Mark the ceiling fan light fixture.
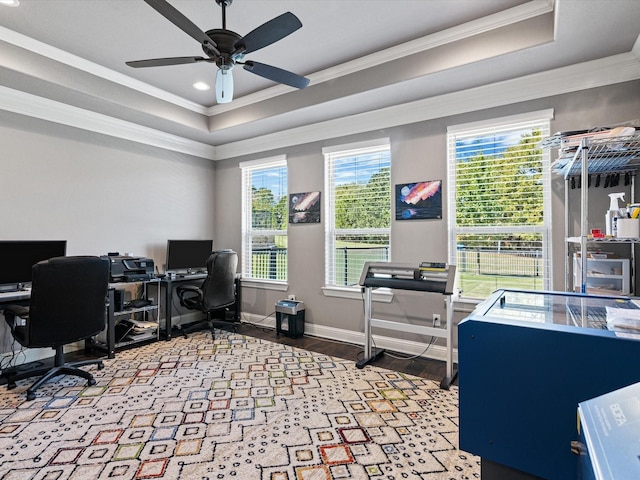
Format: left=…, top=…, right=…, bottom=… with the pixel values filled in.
left=216, top=69, right=233, bottom=103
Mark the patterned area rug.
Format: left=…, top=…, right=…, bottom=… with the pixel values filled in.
left=0, top=332, right=479, bottom=479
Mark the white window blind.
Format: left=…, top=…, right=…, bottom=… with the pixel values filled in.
left=324, top=140, right=391, bottom=287
left=447, top=111, right=552, bottom=299
left=240, top=156, right=287, bottom=281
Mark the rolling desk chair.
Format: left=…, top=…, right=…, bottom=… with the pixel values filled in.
left=2, top=256, right=110, bottom=400
left=176, top=250, right=239, bottom=337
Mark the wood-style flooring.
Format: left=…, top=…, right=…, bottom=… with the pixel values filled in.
left=1, top=322, right=454, bottom=387
left=237, top=322, right=454, bottom=385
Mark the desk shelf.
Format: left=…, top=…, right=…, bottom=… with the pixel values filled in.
left=102, top=330, right=157, bottom=350
left=85, top=278, right=160, bottom=359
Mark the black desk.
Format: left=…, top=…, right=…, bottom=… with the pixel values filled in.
left=0, top=289, right=31, bottom=306
left=2, top=285, right=156, bottom=363
left=3, top=280, right=162, bottom=361
left=0, top=290, right=32, bottom=381
left=158, top=274, right=241, bottom=339
left=2, top=274, right=242, bottom=357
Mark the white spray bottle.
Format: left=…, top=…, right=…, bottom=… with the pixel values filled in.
left=606, top=192, right=625, bottom=236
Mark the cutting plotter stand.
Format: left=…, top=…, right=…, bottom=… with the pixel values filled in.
left=358, top=262, right=457, bottom=389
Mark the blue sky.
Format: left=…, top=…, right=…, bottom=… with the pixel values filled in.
left=333, top=153, right=390, bottom=187
left=455, top=129, right=529, bottom=161
left=252, top=166, right=287, bottom=201
left=252, top=131, right=531, bottom=197
left=252, top=152, right=391, bottom=200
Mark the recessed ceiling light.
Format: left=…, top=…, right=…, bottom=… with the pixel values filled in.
left=192, top=81, right=211, bottom=91
left=0, top=0, right=20, bottom=6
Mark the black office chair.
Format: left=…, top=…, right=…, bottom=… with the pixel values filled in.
left=2, top=256, right=110, bottom=401
left=176, top=250, right=239, bottom=337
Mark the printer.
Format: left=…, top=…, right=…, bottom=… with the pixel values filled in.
left=102, top=254, right=154, bottom=282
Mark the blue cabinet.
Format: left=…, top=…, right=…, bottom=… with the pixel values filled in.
left=458, top=289, right=640, bottom=480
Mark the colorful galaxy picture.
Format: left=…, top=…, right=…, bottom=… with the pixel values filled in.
left=395, top=180, right=442, bottom=220
left=289, top=191, right=321, bottom=224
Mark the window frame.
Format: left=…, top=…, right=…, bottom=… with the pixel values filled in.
left=322, top=138, right=392, bottom=298
left=240, top=155, right=288, bottom=288
left=446, top=110, right=554, bottom=301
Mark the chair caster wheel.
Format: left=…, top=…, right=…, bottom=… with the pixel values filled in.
left=97, top=361, right=104, bottom=370
left=7, top=382, right=17, bottom=390
left=88, top=378, right=97, bottom=386
left=26, top=391, right=35, bottom=401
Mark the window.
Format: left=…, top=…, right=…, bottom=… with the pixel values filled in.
left=240, top=156, right=287, bottom=282
left=447, top=110, right=552, bottom=299
left=324, top=139, right=391, bottom=287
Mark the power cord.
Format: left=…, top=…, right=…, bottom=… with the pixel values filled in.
left=359, top=286, right=438, bottom=362
left=0, top=337, right=27, bottom=371
left=382, top=335, right=437, bottom=360
left=243, top=312, right=276, bottom=333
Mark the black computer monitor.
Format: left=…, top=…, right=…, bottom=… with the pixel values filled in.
left=166, top=240, right=213, bottom=273
left=0, top=240, right=67, bottom=292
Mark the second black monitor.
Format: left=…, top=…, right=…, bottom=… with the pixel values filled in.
left=166, top=240, right=213, bottom=274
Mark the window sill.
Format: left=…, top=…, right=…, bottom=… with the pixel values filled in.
left=322, top=285, right=393, bottom=303
left=453, top=295, right=483, bottom=313
left=240, top=278, right=288, bottom=291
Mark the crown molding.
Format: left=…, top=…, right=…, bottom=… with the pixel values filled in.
left=207, top=0, right=555, bottom=116
left=0, top=85, right=216, bottom=159
left=1, top=48, right=637, bottom=162
left=306, top=0, right=554, bottom=85
left=215, top=51, right=640, bottom=160
left=0, top=25, right=208, bottom=115
left=0, top=1, right=555, bottom=118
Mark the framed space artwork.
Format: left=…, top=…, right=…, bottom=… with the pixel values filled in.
left=289, top=191, right=321, bottom=224
left=395, top=180, right=442, bottom=220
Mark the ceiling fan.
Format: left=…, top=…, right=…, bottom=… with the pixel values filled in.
left=127, top=0, right=310, bottom=103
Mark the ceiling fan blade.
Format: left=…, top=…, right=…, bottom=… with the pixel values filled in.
left=126, top=56, right=210, bottom=68
left=234, top=12, right=302, bottom=55
left=243, top=61, right=310, bottom=89
left=143, top=0, right=214, bottom=48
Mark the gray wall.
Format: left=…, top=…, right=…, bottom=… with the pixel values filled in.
left=1, top=80, right=639, bottom=361
left=0, top=113, right=216, bottom=355
left=0, top=115, right=216, bottom=260
left=214, top=80, right=640, bottom=350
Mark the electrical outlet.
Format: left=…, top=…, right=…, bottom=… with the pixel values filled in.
left=288, top=294, right=296, bottom=301
left=433, top=313, right=441, bottom=327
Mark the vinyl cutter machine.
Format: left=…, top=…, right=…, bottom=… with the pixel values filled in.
left=358, top=261, right=457, bottom=389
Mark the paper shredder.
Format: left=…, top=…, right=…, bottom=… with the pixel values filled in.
left=275, top=299, right=305, bottom=338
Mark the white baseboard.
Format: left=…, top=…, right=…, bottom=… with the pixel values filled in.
left=240, top=312, right=458, bottom=364
left=1, top=312, right=458, bottom=371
